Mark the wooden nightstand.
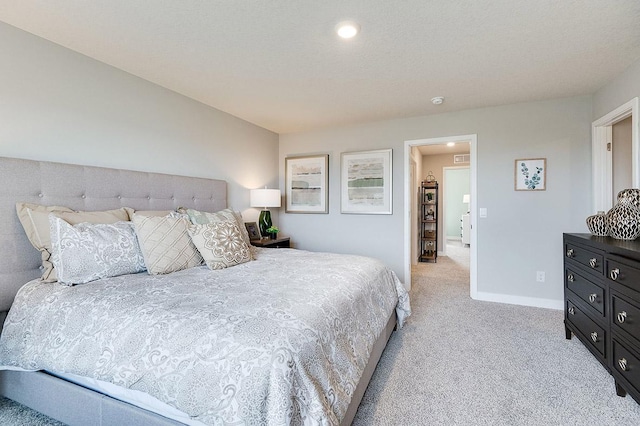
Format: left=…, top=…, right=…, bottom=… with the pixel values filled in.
left=250, top=237, right=290, bottom=248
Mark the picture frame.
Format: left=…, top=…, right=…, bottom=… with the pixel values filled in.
left=341, top=149, right=393, bottom=214
left=515, top=158, right=546, bottom=191
left=285, top=154, right=329, bottom=213
left=244, top=222, right=261, bottom=240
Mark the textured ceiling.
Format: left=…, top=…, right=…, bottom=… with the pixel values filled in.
left=1, top=1, right=639, bottom=134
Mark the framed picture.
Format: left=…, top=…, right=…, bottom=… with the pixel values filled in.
left=244, top=222, right=261, bottom=240
left=341, top=149, right=393, bottom=214
left=285, top=155, right=329, bottom=213
left=515, top=158, right=546, bottom=191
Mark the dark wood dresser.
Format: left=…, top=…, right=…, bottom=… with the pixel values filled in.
left=564, top=233, right=640, bottom=403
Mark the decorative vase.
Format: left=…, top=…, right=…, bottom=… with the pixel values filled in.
left=586, top=211, right=609, bottom=237
left=618, top=188, right=640, bottom=209
left=258, top=210, right=272, bottom=237
left=270, top=232, right=277, bottom=240
left=606, top=198, right=640, bottom=240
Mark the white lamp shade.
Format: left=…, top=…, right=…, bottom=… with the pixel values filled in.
left=462, top=194, right=470, bottom=204
left=250, top=188, right=281, bottom=208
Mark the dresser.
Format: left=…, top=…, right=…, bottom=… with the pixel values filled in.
left=564, top=233, right=640, bottom=403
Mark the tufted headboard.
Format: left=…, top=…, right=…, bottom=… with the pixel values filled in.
left=0, top=156, right=227, bottom=320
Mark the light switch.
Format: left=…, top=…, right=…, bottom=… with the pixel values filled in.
left=479, top=208, right=487, bottom=218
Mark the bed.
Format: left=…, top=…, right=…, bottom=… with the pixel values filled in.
left=0, top=156, right=410, bottom=425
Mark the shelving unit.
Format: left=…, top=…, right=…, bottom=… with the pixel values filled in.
left=420, top=180, right=438, bottom=262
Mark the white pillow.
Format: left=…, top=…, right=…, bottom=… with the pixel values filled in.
left=49, top=216, right=146, bottom=285
left=188, top=220, right=252, bottom=270
left=132, top=213, right=203, bottom=275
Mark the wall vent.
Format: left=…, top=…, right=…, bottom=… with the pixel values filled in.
left=454, top=154, right=470, bottom=164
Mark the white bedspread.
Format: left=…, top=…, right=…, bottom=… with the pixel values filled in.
left=0, top=248, right=410, bottom=425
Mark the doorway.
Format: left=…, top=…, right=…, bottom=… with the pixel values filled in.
left=403, top=134, right=478, bottom=297
left=592, top=97, right=639, bottom=212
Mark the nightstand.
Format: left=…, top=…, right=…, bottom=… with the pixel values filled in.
left=250, top=237, right=290, bottom=248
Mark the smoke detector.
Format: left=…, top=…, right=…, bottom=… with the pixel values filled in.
left=431, top=96, right=445, bottom=105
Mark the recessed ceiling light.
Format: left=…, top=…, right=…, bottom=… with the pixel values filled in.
left=336, top=21, right=360, bottom=39
left=431, top=96, right=445, bottom=105
left=447, top=142, right=455, bottom=147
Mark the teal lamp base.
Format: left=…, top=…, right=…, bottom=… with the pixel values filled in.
left=258, top=210, right=272, bottom=237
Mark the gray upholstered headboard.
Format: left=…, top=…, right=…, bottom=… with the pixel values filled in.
left=0, top=156, right=227, bottom=318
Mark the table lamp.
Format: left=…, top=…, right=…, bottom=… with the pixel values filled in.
left=462, top=194, right=470, bottom=213
left=250, top=188, right=281, bottom=237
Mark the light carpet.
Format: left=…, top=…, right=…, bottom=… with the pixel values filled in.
left=3, top=243, right=640, bottom=425
left=353, top=243, right=640, bottom=425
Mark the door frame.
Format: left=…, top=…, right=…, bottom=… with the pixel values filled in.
left=404, top=134, right=477, bottom=297
left=442, top=165, right=470, bottom=250
left=592, top=97, right=639, bottom=212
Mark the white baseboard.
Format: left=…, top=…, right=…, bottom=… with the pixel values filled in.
left=472, top=291, right=563, bottom=310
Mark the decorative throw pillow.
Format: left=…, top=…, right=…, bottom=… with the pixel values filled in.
left=185, top=208, right=253, bottom=255
left=15, top=202, right=129, bottom=282
left=132, top=213, right=203, bottom=275
left=188, top=221, right=252, bottom=270
left=49, top=216, right=146, bottom=285
left=124, top=207, right=172, bottom=219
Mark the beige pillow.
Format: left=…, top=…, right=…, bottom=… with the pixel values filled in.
left=15, top=203, right=129, bottom=282
left=132, top=213, right=203, bottom=275
left=185, top=208, right=253, bottom=254
left=124, top=207, right=172, bottom=219
left=188, top=221, right=252, bottom=270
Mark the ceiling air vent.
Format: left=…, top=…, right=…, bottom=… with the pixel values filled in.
left=454, top=154, right=470, bottom=164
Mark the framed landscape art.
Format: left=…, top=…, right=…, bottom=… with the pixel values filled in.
left=341, top=149, right=392, bottom=214
left=285, top=155, right=329, bottom=213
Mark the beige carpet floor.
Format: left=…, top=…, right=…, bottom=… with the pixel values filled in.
left=352, top=243, right=640, bottom=425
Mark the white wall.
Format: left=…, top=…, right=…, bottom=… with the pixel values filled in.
left=593, top=57, right=640, bottom=120
left=280, top=96, right=592, bottom=306
left=0, top=22, right=279, bottom=222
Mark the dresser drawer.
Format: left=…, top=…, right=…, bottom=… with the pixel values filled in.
left=612, top=338, right=640, bottom=396
left=612, top=294, right=640, bottom=343
left=565, top=268, right=605, bottom=316
left=608, top=257, right=640, bottom=292
left=565, top=242, right=604, bottom=275
left=566, top=300, right=606, bottom=356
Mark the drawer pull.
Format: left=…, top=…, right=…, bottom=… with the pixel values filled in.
left=589, top=294, right=597, bottom=303
left=619, top=358, right=628, bottom=371
left=610, top=268, right=620, bottom=280
left=568, top=307, right=575, bottom=315
left=618, top=311, right=628, bottom=324
left=567, top=273, right=575, bottom=282
left=589, top=258, right=598, bottom=268
left=590, top=332, right=598, bottom=342
left=566, top=248, right=574, bottom=258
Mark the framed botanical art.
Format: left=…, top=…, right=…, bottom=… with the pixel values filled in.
left=341, top=149, right=393, bottom=214
left=285, top=155, right=329, bottom=213
left=515, top=158, right=546, bottom=191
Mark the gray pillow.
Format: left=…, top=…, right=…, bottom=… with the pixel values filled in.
left=49, top=216, right=146, bottom=285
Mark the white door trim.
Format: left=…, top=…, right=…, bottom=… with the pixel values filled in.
left=592, top=97, right=639, bottom=212
left=442, top=165, right=470, bottom=252
left=403, top=134, right=478, bottom=297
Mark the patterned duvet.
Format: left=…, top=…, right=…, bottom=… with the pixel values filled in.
left=0, top=248, right=410, bottom=425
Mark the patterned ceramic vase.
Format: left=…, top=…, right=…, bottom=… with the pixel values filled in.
left=606, top=198, right=640, bottom=240
left=618, top=188, right=640, bottom=209
left=586, top=211, right=609, bottom=237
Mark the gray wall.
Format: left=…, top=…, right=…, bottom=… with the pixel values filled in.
left=0, top=22, right=279, bottom=223
left=613, top=116, right=633, bottom=202
left=280, top=96, right=592, bottom=305
left=593, top=57, right=640, bottom=120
